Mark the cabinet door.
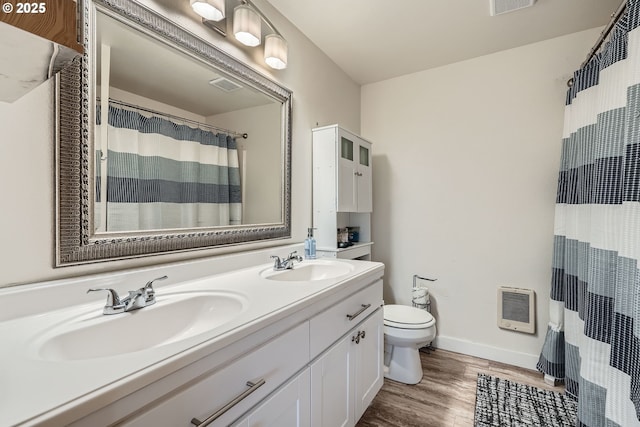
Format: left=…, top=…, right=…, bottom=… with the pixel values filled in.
left=310, top=336, right=353, bottom=427
left=354, top=309, right=384, bottom=421
left=337, top=133, right=357, bottom=212
left=233, top=369, right=310, bottom=427
left=356, top=142, right=372, bottom=213
left=118, top=323, right=309, bottom=427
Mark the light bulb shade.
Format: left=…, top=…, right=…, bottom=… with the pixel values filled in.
left=264, top=34, right=288, bottom=69
left=191, top=0, right=225, bottom=21
left=233, top=5, right=261, bottom=47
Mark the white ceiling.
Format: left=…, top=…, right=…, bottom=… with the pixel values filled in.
left=266, top=0, right=622, bottom=85
left=97, top=12, right=274, bottom=117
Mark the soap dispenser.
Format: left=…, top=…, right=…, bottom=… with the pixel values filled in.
left=305, top=228, right=317, bottom=259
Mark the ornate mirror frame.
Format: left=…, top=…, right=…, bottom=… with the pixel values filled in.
left=56, top=0, right=292, bottom=266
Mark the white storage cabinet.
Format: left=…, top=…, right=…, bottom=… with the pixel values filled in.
left=312, top=125, right=374, bottom=260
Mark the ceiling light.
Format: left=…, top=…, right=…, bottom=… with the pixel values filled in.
left=264, top=34, right=287, bottom=70
left=233, top=4, right=261, bottom=47
left=191, top=0, right=225, bottom=21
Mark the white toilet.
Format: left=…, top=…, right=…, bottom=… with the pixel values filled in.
left=383, top=304, right=436, bottom=384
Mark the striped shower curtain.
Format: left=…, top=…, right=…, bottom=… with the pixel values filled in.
left=537, top=2, right=640, bottom=426
left=95, top=104, right=242, bottom=232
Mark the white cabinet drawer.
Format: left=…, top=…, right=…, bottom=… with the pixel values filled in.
left=121, top=322, right=309, bottom=427
left=309, top=280, right=382, bottom=358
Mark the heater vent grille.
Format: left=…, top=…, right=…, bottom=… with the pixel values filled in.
left=497, top=286, right=535, bottom=333
left=490, top=0, right=536, bottom=16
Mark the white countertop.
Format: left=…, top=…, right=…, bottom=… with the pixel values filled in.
left=0, top=259, right=384, bottom=426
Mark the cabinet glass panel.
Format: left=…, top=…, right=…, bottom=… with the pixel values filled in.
left=341, top=137, right=354, bottom=161
left=359, top=145, right=369, bottom=167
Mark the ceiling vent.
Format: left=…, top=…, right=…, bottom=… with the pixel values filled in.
left=209, top=77, right=243, bottom=92
left=490, top=0, right=536, bottom=16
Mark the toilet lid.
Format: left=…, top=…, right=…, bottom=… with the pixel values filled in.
left=384, top=304, right=435, bottom=329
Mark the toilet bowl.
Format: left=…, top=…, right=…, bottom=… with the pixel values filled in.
left=383, top=304, right=436, bottom=385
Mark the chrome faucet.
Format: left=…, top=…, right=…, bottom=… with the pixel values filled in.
left=87, top=275, right=168, bottom=315
left=271, top=251, right=303, bottom=271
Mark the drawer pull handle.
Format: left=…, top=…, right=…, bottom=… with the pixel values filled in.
left=346, top=303, right=371, bottom=321
left=191, top=379, right=266, bottom=426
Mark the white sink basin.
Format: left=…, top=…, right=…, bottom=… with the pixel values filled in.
left=32, top=290, right=248, bottom=361
left=260, top=260, right=354, bottom=282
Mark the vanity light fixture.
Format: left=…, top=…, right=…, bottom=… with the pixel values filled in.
left=264, top=34, right=287, bottom=70
left=193, top=0, right=288, bottom=70
left=190, top=0, right=225, bottom=21
left=233, top=4, right=261, bottom=46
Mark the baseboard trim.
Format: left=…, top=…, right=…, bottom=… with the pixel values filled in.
left=432, top=336, right=540, bottom=371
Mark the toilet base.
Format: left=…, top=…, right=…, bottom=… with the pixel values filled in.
left=384, top=345, right=423, bottom=384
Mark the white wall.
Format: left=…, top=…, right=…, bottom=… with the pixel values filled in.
left=361, top=28, right=601, bottom=368
left=0, top=0, right=360, bottom=287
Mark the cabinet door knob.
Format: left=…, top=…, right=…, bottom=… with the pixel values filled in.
left=351, top=330, right=366, bottom=344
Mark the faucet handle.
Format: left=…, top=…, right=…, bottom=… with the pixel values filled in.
left=287, top=251, right=303, bottom=262
left=87, top=288, right=124, bottom=314
left=142, top=275, right=167, bottom=304
left=87, top=288, right=121, bottom=305
left=270, top=255, right=282, bottom=268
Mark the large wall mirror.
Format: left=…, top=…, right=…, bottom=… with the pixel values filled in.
left=56, top=0, right=292, bottom=265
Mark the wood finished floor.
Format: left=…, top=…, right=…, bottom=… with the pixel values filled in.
left=356, top=348, right=565, bottom=427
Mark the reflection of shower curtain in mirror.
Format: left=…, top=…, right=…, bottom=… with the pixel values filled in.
left=95, top=104, right=242, bottom=231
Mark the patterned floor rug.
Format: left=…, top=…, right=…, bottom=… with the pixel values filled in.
left=474, top=373, right=577, bottom=426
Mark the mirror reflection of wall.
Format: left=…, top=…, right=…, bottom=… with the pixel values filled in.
left=94, top=11, right=282, bottom=234
left=209, top=103, right=282, bottom=225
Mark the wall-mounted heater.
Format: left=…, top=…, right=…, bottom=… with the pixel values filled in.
left=490, top=0, right=537, bottom=16
left=497, top=286, right=535, bottom=334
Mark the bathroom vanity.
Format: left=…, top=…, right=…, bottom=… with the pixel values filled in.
left=0, top=257, right=384, bottom=426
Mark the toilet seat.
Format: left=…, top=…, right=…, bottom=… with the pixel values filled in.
left=384, top=304, right=435, bottom=329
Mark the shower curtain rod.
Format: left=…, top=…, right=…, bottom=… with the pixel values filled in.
left=581, top=1, right=627, bottom=68
left=99, top=97, right=249, bottom=139
left=567, top=0, right=627, bottom=87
